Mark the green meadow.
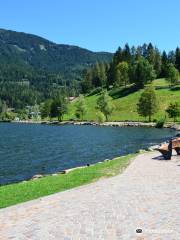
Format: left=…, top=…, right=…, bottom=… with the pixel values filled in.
left=64, top=79, right=180, bottom=122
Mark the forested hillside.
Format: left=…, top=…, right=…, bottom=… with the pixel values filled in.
left=0, top=29, right=112, bottom=108
left=0, top=29, right=180, bottom=122
left=82, top=43, right=180, bottom=93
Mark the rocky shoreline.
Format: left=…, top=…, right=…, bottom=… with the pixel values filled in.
left=10, top=120, right=180, bottom=131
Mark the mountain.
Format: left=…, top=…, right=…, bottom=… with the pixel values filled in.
left=0, top=28, right=113, bottom=109
left=0, top=28, right=113, bottom=82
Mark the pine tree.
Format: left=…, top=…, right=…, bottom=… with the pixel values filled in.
left=99, top=62, right=107, bottom=86
left=161, top=51, right=169, bottom=77
left=82, top=70, right=93, bottom=93
left=107, top=62, right=116, bottom=88
left=41, top=99, right=52, bottom=119
left=168, top=51, right=176, bottom=64
left=92, top=62, right=102, bottom=87
left=147, top=43, right=155, bottom=65
left=175, top=47, right=180, bottom=71
left=154, top=48, right=162, bottom=77
left=50, top=97, right=68, bottom=121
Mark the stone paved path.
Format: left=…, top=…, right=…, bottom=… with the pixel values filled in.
left=0, top=152, right=180, bottom=240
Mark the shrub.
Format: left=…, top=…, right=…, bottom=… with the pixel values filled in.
left=96, top=112, right=106, bottom=123
left=155, top=119, right=165, bottom=128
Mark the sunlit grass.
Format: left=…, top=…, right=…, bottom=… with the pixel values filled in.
left=64, top=79, right=180, bottom=122
left=0, top=153, right=136, bottom=209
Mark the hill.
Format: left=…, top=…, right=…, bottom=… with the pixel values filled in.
left=65, top=79, right=180, bottom=122
left=0, top=28, right=112, bottom=108
left=0, top=28, right=112, bottom=81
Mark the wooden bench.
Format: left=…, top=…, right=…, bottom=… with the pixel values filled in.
left=173, top=138, right=180, bottom=155
left=156, top=138, right=180, bottom=160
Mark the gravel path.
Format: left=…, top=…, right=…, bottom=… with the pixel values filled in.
left=0, top=151, right=180, bottom=240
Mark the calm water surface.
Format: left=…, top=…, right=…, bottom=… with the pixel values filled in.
left=0, top=123, right=176, bottom=185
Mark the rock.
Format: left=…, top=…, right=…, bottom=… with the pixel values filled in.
left=136, top=149, right=145, bottom=153
left=148, top=145, right=160, bottom=151
left=52, top=173, right=58, bottom=176
left=31, top=174, right=43, bottom=180
left=104, top=159, right=110, bottom=162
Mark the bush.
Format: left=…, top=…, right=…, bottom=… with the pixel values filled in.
left=155, top=119, right=165, bottom=128
left=96, top=112, right=106, bottom=123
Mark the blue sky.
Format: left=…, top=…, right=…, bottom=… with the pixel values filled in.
left=1, top=0, right=180, bottom=52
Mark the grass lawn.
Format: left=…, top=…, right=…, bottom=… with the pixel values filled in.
left=64, top=78, right=180, bottom=122
left=0, top=153, right=136, bottom=209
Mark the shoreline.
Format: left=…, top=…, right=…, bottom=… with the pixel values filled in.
left=0, top=143, right=170, bottom=186
left=0, top=151, right=141, bottom=186
left=7, top=120, right=180, bottom=131
left=0, top=153, right=137, bottom=208
left=0, top=120, right=179, bottom=187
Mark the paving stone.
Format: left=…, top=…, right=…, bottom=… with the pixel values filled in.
left=0, top=152, right=179, bottom=239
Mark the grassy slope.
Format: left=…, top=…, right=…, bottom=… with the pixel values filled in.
left=64, top=79, right=180, bottom=122
left=0, top=154, right=136, bottom=209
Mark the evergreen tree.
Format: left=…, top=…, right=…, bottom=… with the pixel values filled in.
left=136, top=46, right=143, bottom=59
left=137, top=86, right=159, bottom=122
left=130, top=46, right=137, bottom=63
left=168, top=51, right=176, bottom=64
left=41, top=99, right=52, bottom=119
left=50, top=97, right=68, bottom=121
left=161, top=51, right=169, bottom=77
left=175, top=47, right=180, bottom=71
left=107, top=62, right=116, bottom=88
left=141, top=43, right=148, bottom=58
left=122, top=43, right=131, bottom=63
left=92, top=62, right=102, bottom=87
left=82, top=70, right=93, bottom=93
left=154, top=48, right=162, bottom=77
left=147, top=43, right=155, bottom=65
left=99, top=62, right=107, bottom=86
left=113, top=47, right=122, bottom=65
left=0, top=100, right=8, bottom=120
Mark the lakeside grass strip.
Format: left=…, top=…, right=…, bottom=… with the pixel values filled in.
left=0, top=153, right=136, bottom=209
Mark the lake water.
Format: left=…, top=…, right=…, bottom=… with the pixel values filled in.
left=0, top=123, right=176, bottom=185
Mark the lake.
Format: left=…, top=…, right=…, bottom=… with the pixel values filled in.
left=0, top=123, right=176, bottom=185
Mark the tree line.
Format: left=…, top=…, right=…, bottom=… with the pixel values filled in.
left=82, top=43, right=180, bottom=93
left=1, top=86, right=179, bottom=122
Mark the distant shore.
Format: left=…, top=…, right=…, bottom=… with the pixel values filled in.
left=7, top=120, right=180, bottom=131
